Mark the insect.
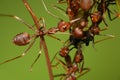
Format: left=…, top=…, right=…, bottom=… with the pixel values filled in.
left=53, top=46, right=90, bottom=80
left=49, top=1, right=92, bottom=79
left=0, top=0, right=81, bottom=80
left=51, top=0, right=116, bottom=80
left=0, top=0, right=61, bottom=80
left=95, top=0, right=118, bottom=21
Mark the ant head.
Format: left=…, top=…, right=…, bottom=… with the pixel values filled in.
left=90, top=25, right=100, bottom=35
left=70, top=0, right=80, bottom=11
left=59, top=47, right=69, bottom=57
left=66, top=7, right=75, bottom=19
left=57, top=20, right=70, bottom=32
left=90, top=11, right=102, bottom=23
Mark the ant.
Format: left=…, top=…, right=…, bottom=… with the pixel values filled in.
left=0, top=0, right=81, bottom=80
left=83, top=0, right=117, bottom=46
left=95, top=0, right=118, bottom=21
left=50, top=29, right=92, bottom=80
left=0, top=0, right=61, bottom=80
left=44, top=0, right=116, bottom=79
left=53, top=45, right=89, bottom=80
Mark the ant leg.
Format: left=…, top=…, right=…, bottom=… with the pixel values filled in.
left=99, top=20, right=109, bottom=31
left=102, top=18, right=108, bottom=27
left=116, top=0, right=120, bottom=12
left=29, top=50, right=42, bottom=72
left=112, top=10, right=120, bottom=19
left=0, top=14, right=35, bottom=31
left=53, top=58, right=68, bottom=80
left=51, top=51, right=59, bottom=64
left=107, top=8, right=118, bottom=21
left=31, top=17, right=45, bottom=28
left=54, top=57, right=68, bottom=70
left=47, top=35, right=64, bottom=43
left=77, top=68, right=90, bottom=78
left=22, top=0, right=41, bottom=30
left=100, top=27, right=108, bottom=31
left=53, top=73, right=66, bottom=80
left=52, top=5, right=67, bottom=17
left=39, top=17, right=46, bottom=29
left=94, top=34, right=115, bottom=44
left=42, top=0, right=62, bottom=20
left=79, top=60, right=84, bottom=73
left=29, top=37, right=44, bottom=72
left=57, top=0, right=66, bottom=4
left=0, top=36, right=37, bottom=65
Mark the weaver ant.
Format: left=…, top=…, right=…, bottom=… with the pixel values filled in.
left=45, top=0, right=116, bottom=80
left=0, top=0, right=62, bottom=80
left=0, top=1, right=81, bottom=80
left=94, top=0, right=119, bottom=21
left=52, top=45, right=89, bottom=80
left=51, top=28, right=93, bottom=80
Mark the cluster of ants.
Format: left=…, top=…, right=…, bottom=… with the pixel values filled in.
left=0, top=0, right=120, bottom=80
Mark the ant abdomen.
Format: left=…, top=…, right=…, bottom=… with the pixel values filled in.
left=13, top=32, right=31, bottom=46
left=80, top=0, right=93, bottom=11
left=72, top=27, right=84, bottom=39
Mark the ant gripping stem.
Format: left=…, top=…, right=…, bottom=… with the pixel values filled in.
left=0, top=0, right=55, bottom=80
left=22, top=0, right=54, bottom=80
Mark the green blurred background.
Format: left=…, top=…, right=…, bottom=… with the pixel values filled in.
left=0, top=0, right=120, bottom=80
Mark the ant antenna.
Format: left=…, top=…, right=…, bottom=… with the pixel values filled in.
left=0, top=14, right=35, bottom=31
left=42, top=0, right=62, bottom=20
left=94, top=34, right=115, bottom=44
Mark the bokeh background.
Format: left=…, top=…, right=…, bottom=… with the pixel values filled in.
left=0, top=0, right=120, bottom=80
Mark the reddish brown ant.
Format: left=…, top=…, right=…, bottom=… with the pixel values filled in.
left=13, top=32, right=31, bottom=46
left=51, top=34, right=90, bottom=80
left=96, top=0, right=118, bottom=21
left=0, top=0, right=57, bottom=80
left=0, top=1, right=81, bottom=80
left=53, top=48, right=89, bottom=80
left=46, top=0, right=117, bottom=80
